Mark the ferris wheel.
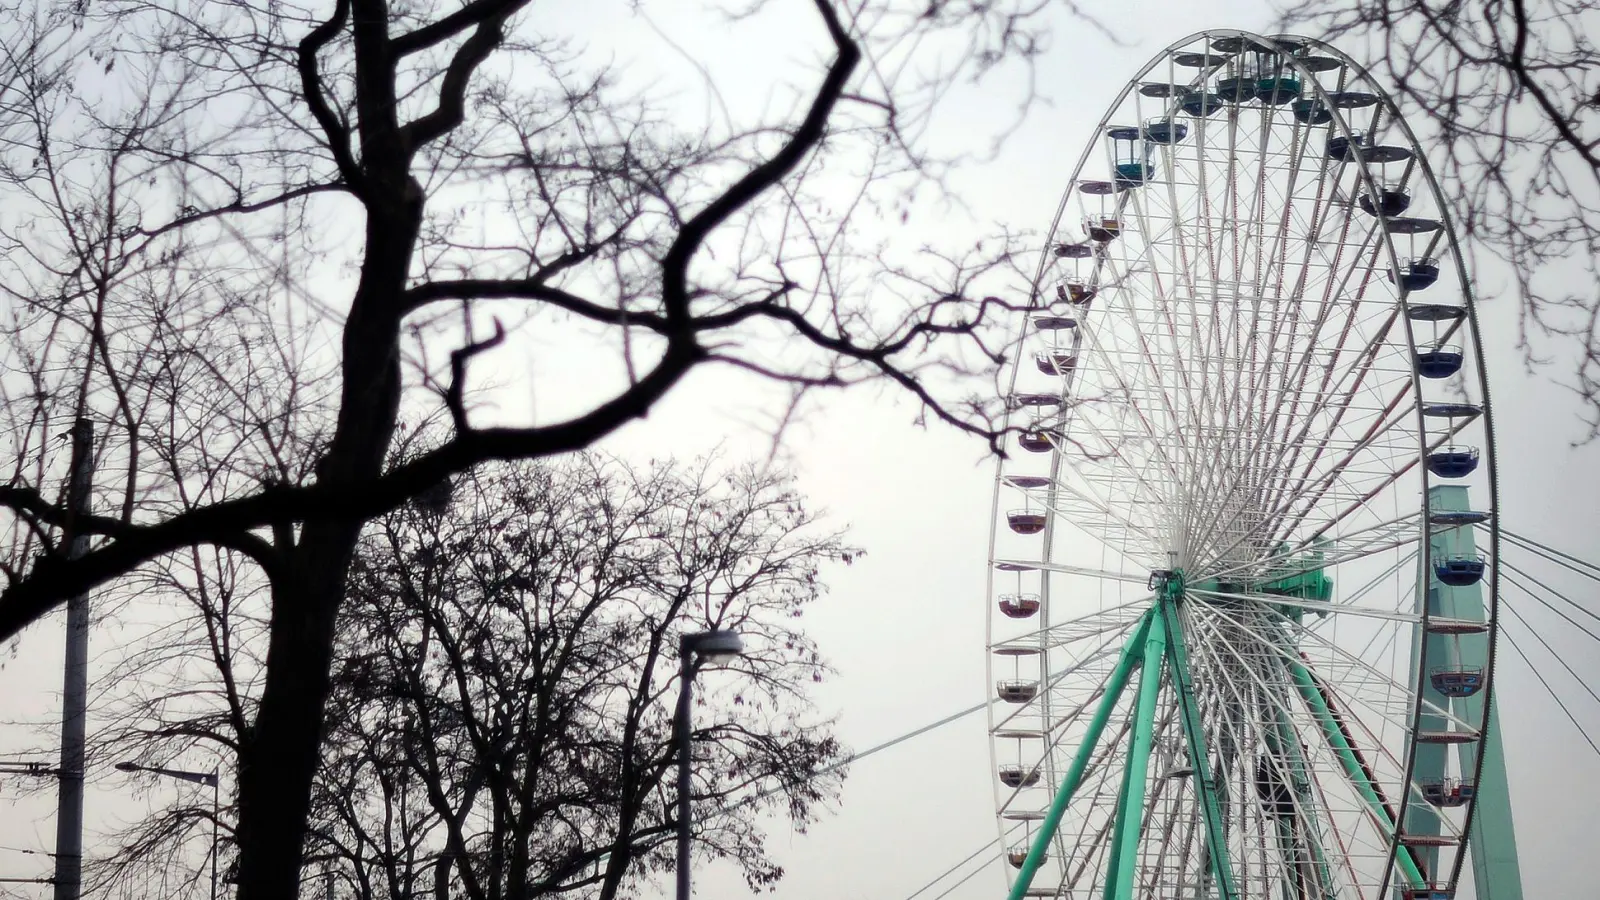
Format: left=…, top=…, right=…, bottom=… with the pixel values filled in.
left=985, top=30, right=1519, bottom=900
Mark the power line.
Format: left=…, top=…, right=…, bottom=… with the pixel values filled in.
left=1501, top=528, right=1600, bottom=583
left=1497, top=560, right=1600, bottom=644
left=1500, top=598, right=1600, bottom=711
left=728, top=697, right=991, bottom=811
left=1498, top=620, right=1600, bottom=758
left=927, top=845, right=1005, bottom=900
left=899, top=835, right=1001, bottom=900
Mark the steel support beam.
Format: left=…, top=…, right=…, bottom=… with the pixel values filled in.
left=1007, top=611, right=1154, bottom=900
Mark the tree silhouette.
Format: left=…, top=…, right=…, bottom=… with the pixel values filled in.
left=85, top=454, right=850, bottom=900
left=0, top=1, right=1047, bottom=896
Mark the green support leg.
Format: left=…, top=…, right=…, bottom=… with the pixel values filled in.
left=1107, top=607, right=1168, bottom=900
left=1161, top=598, right=1241, bottom=900
left=1469, top=704, right=1523, bottom=899
left=1287, top=656, right=1427, bottom=890
left=1007, top=611, right=1155, bottom=900
left=1101, top=732, right=1142, bottom=900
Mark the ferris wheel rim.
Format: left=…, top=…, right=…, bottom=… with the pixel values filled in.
left=983, top=28, right=1502, bottom=900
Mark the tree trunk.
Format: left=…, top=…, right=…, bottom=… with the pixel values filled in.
left=234, top=182, right=419, bottom=900
left=235, top=527, right=360, bottom=900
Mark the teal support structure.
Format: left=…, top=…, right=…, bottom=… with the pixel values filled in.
left=1288, top=656, right=1427, bottom=889
left=1007, top=612, right=1154, bottom=900
left=1160, top=596, right=1241, bottom=900
left=1105, top=610, right=1167, bottom=900
left=1422, top=485, right=1524, bottom=899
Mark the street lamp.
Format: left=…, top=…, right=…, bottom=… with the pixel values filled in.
left=116, top=761, right=219, bottom=900
left=675, top=630, right=744, bottom=900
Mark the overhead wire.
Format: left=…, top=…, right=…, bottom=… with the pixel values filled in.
left=1495, top=558, right=1600, bottom=644
left=1499, top=596, right=1600, bottom=711
left=733, top=698, right=990, bottom=810
left=926, top=844, right=1006, bottom=900
left=1497, top=619, right=1600, bottom=758
left=1500, top=528, right=1600, bottom=582
left=1496, top=532, right=1600, bottom=628
left=899, top=835, right=1003, bottom=900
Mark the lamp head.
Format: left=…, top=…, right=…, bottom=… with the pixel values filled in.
left=114, top=761, right=141, bottom=773
left=684, top=629, right=744, bottom=662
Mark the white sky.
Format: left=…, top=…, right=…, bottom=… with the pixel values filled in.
left=3, top=0, right=1599, bottom=898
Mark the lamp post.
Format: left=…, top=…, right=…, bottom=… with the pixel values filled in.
left=116, top=761, right=219, bottom=900
left=675, top=630, right=744, bottom=900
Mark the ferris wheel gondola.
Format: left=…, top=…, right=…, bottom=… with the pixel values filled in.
left=985, top=30, right=1515, bottom=900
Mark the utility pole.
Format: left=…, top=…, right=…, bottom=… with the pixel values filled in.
left=53, top=418, right=93, bottom=900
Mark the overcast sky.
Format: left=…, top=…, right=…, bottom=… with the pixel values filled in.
left=2, top=1, right=1597, bottom=898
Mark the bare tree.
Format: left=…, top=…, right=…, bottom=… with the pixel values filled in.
left=1282, top=0, right=1600, bottom=432
left=313, top=455, right=849, bottom=900
left=0, top=0, right=1053, bottom=894
left=78, top=453, right=849, bottom=900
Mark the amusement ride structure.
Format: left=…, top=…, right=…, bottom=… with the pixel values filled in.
left=987, top=30, right=1519, bottom=900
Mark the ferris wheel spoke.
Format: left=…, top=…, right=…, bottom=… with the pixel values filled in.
left=1187, top=588, right=1420, bottom=625
left=1195, top=602, right=1422, bottom=733
left=1072, top=291, right=1201, bottom=492
left=1284, top=652, right=1433, bottom=893
left=1004, top=474, right=1169, bottom=565
left=993, top=32, right=1498, bottom=900
left=992, top=637, right=1133, bottom=734
left=993, top=558, right=1156, bottom=587
left=994, top=601, right=1151, bottom=652
left=1115, top=198, right=1212, bottom=478
left=1180, top=610, right=1338, bottom=896
left=1198, top=511, right=1420, bottom=587
left=1197, top=390, right=1418, bottom=569
left=1199, top=600, right=1477, bottom=738
left=1184, top=607, right=1407, bottom=899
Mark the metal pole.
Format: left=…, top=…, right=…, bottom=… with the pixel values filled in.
left=211, top=774, right=220, bottom=900
left=675, top=649, right=694, bottom=900
left=53, top=417, right=93, bottom=900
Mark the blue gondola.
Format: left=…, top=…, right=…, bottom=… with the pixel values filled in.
left=1144, top=119, right=1189, bottom=144
left=1434, top=555, right=1486, bottom=586
left=1108, top=126, right=1152, bottom=188
left=1427, top=447, right=1480, bottom=479
left=1291, top=98, right=1332, bottom=124
left=1256, top=75, right=1301, bottom=104
left=1115, top=162, right=1152, bottom=187
left=1216, top=76, right=1258, bottom=103
left=1359, top=188, right=1412, bottom=217
left=1430, top=667, right=1484, bottom=698
left=1054, top=242, right=1093, bottom=259
left=1180, top=91, right=1225, bottom=117
left=1326, top=134, right=1369, bottom=161
left=1416, top=346, right=1463, bottom=379
left=1399, top=890, right=1453, bottom=900
left=1390, top=258, right=1441, bottom=291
